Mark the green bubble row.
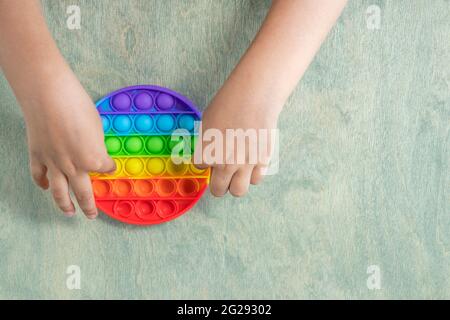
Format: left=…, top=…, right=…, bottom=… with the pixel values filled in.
left=105, top=135, right=198, bottom=157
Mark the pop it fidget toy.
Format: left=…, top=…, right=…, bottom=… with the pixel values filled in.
left=91, top=85, right=210, bottom=225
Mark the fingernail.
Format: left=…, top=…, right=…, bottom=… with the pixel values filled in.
left=106, top=169, right=116, bottom=176
left=64, top=211, right=75, bottom=217
left=260, top=166, right=268, bottom=176
left=87, top=214, right=98, bottom=220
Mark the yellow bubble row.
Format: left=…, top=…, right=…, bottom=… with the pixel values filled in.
left=90, top=156, right=210, bottom=180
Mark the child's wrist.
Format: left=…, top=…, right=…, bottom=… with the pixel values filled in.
left=222, top=68, right=285, bottom=117
left=12, top=56, right=72, bottom=112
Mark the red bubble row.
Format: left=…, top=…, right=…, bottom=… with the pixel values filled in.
left=92, top=177, right=207, bottom=199
left=111, top=199, right=179, bottom=221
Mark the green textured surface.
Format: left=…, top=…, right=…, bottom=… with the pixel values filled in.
left=0, top=0, right=449, bottom=299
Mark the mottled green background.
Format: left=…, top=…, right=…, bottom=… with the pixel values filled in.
left=0, top=0, right=448, bottom=299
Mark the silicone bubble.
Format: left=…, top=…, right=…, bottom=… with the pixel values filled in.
left=113, top=159, right=123, bottom=175
left=146, top=136, right=165, bottom=154
left=92, top=180, right=111, bottom=197
left=156, top=179, right=177, bottom=197
left=124, top=136, right=144, bottom=154
left=134, top=92, right=153, bottom=110
left=134, top=115, right=153, bottom=133
left=114, top=200, right=134, bottom=217
left=178, top=114, right=195, bottom=131
left=178, top=179, right=200, bottom=197
left=125, top=158, right=144, bottom=176
left=156, top=114, right=175, bottom=132
left=135, top=201, right=156, bottom=220
left=135, top=180, right=154, bottom=197
left=156, top=200, right=178, bottom=218
left=113, top=115, right=132, bottom=133
left=113, top=180, right=133, bottom=197
left=105, top=136, right=122, bottom=155
left=146, top=157, right=165, bottom=175
left=101, top=115, right=111, bottom=132
left=168, top=136, right=190, bottom=156
left=166, top=160, right=188, bottom=176
left=156, top=93, right=174, bottom=110
left=112, top=93, right=132, bottom=111
left=92, top=85, right=210, bottom=226
left=191, top=136, right=198, bottom=153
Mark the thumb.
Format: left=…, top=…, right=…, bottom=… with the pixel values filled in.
left=96, top=155, right=117, bottom=174
left=192, top=137, right=210, bottom=170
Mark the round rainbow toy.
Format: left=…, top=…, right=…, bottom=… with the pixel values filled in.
left=90, top=85, right=210, bottom=225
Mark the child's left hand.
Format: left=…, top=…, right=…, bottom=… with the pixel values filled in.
left=194, top=78, right=279, bottom=197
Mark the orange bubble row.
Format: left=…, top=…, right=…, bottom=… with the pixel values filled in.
left=92, top=178, right=207, bottom=199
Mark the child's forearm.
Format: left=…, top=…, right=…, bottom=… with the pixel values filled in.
left=0, top=1, right=114, bottom=218
left=224, top=0, right=348, bottom=114
left=0, top=0, right=67, bottom=109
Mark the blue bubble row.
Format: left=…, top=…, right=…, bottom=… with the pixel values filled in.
left=101, top=113, right=198, bottom=136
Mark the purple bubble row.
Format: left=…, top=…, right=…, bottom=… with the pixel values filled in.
left=110, top=91, right=180, bottom=112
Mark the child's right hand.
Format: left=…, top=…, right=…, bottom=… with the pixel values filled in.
left=0, top=1, right=114, bottom=219
left=21, top=68, right=115, bottom=219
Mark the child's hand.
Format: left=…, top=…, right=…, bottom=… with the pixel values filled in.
left=194, top=0, right=348, bottom=197
left=0, top=1, right=116, bottom=218
left=194, top=79, right=278, bottom=197
left=23, top=71, right=115, bottom=218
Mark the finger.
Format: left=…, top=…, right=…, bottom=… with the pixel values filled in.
left=48, top=170, right=75, bottom=216
left=192, top=149, right=210, bottom=170
left=250, top=165, right=266, bottom=185
left=209, top=165, right=237, bottom=197
left=96, top=155, right=116, bottom=174
left=229, top=166, right=253, bottom=197
left=192, top=135, right=213, bottom=170
left=193, top=160, right=210, bottom=170
left=30, top=161, right=49, bottom=190
left=68, top=173, right=98, bottom=219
